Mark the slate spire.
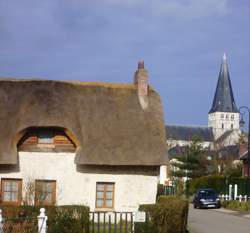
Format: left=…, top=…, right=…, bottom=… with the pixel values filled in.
left=209, top=53, right=238, bottom=113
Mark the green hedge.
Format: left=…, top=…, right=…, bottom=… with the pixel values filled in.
left=189, top=175, right=250, bottom=195
left=136, top=196, right=189, bottom=233
left=221, top=200, right=250, bottom=211
left=0, top=205, right=90, bottom=233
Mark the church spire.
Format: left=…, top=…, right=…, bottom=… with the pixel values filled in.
left=209, top=53, right=238, bottom=113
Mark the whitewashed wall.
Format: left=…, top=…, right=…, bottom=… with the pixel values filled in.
left=208, top=112, right=240, bottom=140
left=0, top=152, right=158, bottom=211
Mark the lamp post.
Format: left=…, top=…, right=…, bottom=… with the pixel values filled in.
left=239, top=106, right=250, bottom=195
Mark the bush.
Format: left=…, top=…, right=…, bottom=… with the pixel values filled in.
left=189, top=176, right=250, bottom=195
left=221, top=201, right=250, bottom=211
left=0, top=205, right=90, bottom=233
left=136, top=196, right=189, bottom=233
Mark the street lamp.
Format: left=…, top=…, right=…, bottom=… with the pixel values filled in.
left=239, top=106, right=250, bottom=194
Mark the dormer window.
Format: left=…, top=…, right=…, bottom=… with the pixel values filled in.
left=18, top=127, right=76, bottom=152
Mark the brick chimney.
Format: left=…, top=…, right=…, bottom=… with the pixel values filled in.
left=134, top=60, right=149, bottom=110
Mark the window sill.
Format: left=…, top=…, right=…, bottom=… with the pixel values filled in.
left=94, top=208, right=115, bottom=212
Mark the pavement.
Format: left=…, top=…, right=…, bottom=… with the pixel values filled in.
left=188, top=204, right=250, bottom=233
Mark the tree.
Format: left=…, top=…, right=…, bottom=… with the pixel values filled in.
left=170, top=137, right=208, bottom=179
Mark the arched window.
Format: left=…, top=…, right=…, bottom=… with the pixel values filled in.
left=222, top=123, right=224, bottom=129
left=226, top=114, right=229, bottom=120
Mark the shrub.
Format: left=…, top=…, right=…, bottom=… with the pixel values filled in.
left=136, top=196, right=189, bottom=233
left=0, top=205, right=90, bottom=233
left=189, top=176, right=250, bottom=195
left=221, top=201, right=250, bottom=211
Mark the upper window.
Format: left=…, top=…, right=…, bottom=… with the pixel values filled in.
left=38, top=130, right=54, bottom=144
left=35, top=180, right=56, bottom=206
left=18, top=127, right=76, bottom=152
left=226, top=114, right=229, bottom=120
left=96, top=182, right=115, bottom=209
left=1, top=179, right=22, bottom=205
left=231, top=115, right=234, bottom=120
left=221, top=114, right=224, bottom=119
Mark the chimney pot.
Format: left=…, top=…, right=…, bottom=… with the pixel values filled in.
left=138, top=60, right=144, bottom=69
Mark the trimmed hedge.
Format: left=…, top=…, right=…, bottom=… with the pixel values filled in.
left=136, top=196, right=189, bottom=233
left=0, top=205, right=90, bottom=233
left=221, top=201, right=250, bottom=211
left=189, top=175, right=250, bottom=195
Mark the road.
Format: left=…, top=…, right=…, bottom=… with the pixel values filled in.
left=188, top=205, right=250, bottom=233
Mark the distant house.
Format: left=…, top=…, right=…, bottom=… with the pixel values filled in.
left=0, top=61, right=167, bottom=211
left=239, top=144, right=249, bottom=177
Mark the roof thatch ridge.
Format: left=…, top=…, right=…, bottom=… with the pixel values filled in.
left=0, top=78, right=158, bottom=91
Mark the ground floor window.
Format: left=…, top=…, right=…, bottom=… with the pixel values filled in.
left=96, top=182, right=115, bottom=209
left=1, top=179, right=22, bottom=205
left=35, top=180, right=56, bottom=206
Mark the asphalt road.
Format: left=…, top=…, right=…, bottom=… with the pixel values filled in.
left=188, top=205, right=250, bottom=233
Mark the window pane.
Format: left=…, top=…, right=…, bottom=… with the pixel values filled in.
left=105, top=199, right=113, bottom=208
left=96, top=199, right=103, bottom=208
left=97, top=184, right=104, bottom=191
left=44, top=193, right=52, bottom=202
left=106, top=191, right=113, bottom=199
left=11, top=182, right=18, bottom=191
left=11, top=192, right=18, bottom=202
left=38, top=131, right=54, bottom=144
left=3, top=192, right=11, bottom=201
left=106, top=184, right=114, bottom=191
left=97, top=191, right=104, bottom=199
left=45, top=183, right=52, bottom=192
left=3, top=182, right=11, bottom=191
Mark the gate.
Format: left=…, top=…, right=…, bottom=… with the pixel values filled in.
left=90, top=211, right=136, bottom=233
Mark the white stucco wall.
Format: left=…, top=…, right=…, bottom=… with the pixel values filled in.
left=0, top=152, right=158, bottom=211
left=208, top=112, right=240, bottom=140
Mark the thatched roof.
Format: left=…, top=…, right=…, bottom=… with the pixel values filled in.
left=0, top=79, right=167, bottom=166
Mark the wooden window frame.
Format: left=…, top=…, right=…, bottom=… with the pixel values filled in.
left=35, top=180, right=56, bottom=206
left=95, top=182, right=115, bottom=209
left=1, top=178, right=22, bottom=205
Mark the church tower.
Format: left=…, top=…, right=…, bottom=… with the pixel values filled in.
left=208, top=54, right=240, bottom=140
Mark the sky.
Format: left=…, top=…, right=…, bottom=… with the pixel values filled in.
left=0, top=0, right=249, bottom=126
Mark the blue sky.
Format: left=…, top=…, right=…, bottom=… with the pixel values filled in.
left=0, top=0, right=249, bottom=126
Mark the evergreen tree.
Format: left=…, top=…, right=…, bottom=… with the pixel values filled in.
left=170, top=137, right=207, bottom=179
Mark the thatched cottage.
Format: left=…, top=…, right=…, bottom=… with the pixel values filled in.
left=0, top=61, right=167, bottom=211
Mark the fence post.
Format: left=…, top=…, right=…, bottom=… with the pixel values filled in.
left=38, top=208, right=47, bottom=233
left=239, top=195, right=242, bottom=202
left=0, top=209, right=3, bottom=233
left=244, top=195, right=247, bottom=202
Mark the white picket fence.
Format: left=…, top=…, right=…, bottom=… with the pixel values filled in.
left=218, top=184, right=250, bottom=202
left=219, top=194, right=249, bottom=202
left=0, top=208, right=47, bottom=233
